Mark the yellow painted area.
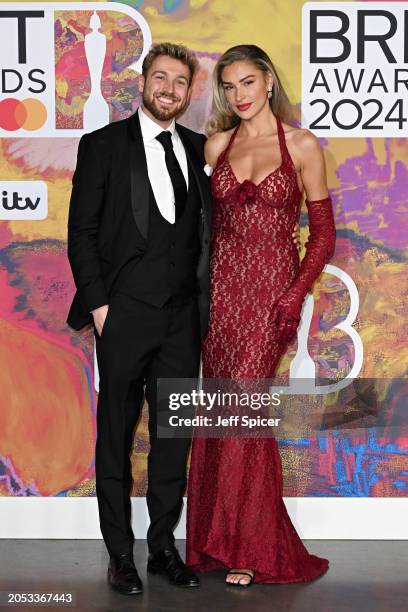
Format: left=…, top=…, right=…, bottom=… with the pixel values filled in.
left=55, top=77, right=69, bottom=99
left=344, top=202, right=372, bottom=217
left=146, top=0, right=304, bottom=99
left=378, top=213, right=388, bottom=229
left=191, top=0, right=208, bottom=8
left=145, top=7, right=159, bottom=17
left=371, top=138, right=387, bottom=166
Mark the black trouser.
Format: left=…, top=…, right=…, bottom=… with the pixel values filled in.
left=94, top=291, right=201, bottom=557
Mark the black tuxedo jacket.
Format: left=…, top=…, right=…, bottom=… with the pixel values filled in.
left=66, top=110, right=212, bottom=336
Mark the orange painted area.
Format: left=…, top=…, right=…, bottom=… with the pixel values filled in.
left=0, top=318, right=94, bottom=495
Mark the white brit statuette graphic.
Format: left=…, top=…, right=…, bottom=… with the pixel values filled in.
left=270, top=264, right=363, bottom=396
left=83, top=11, right=110, bottom=131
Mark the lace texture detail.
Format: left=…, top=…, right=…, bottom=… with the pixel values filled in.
left=186, top=117, right=332, bottom=583
left=274, top=196, right=336, bottom=346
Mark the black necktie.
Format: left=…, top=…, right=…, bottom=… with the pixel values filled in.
left=155, top=130, right=187, bottom=221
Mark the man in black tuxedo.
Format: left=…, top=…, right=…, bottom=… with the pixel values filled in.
left=67, top=43, right=211, bottom=595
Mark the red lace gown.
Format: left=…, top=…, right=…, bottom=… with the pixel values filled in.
left=186, top=116, right=335, bottom=583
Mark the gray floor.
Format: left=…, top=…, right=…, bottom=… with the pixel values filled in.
left=0, top=540, right=407, bottom=611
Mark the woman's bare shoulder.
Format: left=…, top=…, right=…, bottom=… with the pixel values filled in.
left=204, top=129, right=234, bottom=166
left=283, top=124, right=322, bottom=153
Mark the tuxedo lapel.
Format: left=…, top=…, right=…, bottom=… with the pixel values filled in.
left=127, top=111, right=149, bottom=241
left=176, top=126, right=212, bottom=235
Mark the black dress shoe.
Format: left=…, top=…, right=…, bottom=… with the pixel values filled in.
left=108, top=553, right=143, bottom=595
left=147, top=548, right=200, bottom=587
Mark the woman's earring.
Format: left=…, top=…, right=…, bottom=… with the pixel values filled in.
left=267, top=88, right=273, bottom=99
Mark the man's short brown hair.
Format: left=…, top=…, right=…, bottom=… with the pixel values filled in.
left=142, top=42, right=198, bottom=85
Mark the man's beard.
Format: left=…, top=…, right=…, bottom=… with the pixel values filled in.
left=142, top=90, right=188, bottom=121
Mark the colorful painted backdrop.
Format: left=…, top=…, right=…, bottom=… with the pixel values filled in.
left=0, top=0, right=407, bottom=498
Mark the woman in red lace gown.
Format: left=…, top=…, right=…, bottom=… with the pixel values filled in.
left=186, top=45, right=336, bottom=586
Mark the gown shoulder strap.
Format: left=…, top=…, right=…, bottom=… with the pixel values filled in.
left=216, top=123, right=240, bottom=165
left=276, top=115, right=295, bottom=169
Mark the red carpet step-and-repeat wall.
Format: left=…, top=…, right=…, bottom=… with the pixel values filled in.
left=0, top=1, right=407, bottom=536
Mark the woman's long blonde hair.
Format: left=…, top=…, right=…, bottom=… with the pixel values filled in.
left=208, top=44, right=293, bottom=135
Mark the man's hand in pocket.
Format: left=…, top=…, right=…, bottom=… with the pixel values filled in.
left=91, top=304, right=109, bottom=336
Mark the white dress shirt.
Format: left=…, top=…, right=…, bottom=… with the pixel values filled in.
left=138, top=106, right=188, bottom=224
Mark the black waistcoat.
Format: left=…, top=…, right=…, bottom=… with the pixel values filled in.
left=116, top=162, right=201, bottom=306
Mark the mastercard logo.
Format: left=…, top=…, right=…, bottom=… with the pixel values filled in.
left=0, top=98, right=47, bottom=131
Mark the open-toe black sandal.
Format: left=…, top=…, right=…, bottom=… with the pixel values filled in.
left=225, top=570, right=254, bottom=588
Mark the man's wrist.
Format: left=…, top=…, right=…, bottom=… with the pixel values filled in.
left=91, top=304, right=108, bottom=315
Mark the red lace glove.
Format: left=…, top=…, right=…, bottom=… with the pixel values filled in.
left=274, top=196, right=336, bottom=346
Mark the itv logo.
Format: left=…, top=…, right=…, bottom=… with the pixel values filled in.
left=0, top=181, right=48, bottom=219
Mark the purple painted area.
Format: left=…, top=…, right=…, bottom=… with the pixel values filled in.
left=335, top=138, right=408, bottom=250
left=0, top=456, right=40, bottom=496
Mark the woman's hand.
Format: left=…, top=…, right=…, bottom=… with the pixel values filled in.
left=292, top=223, right=301, bottom=250
left=273, top=291, right=304, bottom=345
